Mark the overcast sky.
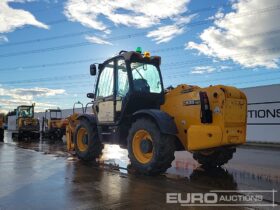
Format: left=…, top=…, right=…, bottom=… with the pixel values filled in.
left=0, top=0, right=280, bottom=113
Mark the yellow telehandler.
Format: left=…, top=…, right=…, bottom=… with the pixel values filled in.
left=67, top=49, right=247, bottom=175
left=42, top=108, right=67, bottom=140
left=9, top=104, right=40, bottom=140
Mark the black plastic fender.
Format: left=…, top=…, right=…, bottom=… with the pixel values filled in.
left=77, top=114, right=97, bottom=125
left=132, top=109, right=178, bottom=135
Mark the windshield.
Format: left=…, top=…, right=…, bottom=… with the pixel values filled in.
left=18, top=106, right=33, bottom=118
left=130, top=62, right=162, bottom=93
left=50, top=111, right=62, bottom=119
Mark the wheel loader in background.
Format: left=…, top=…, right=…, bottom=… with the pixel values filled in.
left=0, top=113, right=5, bottom=141
left=42, top=108, right=67, bottom=140
left=8, top=104, right=40, bottom=140
left=67, top=49, right=247, bottom=175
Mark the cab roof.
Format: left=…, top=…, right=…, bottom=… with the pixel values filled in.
left=100, top=51, right=161, bottom=69
left=46, top=109, right=61, bottom=112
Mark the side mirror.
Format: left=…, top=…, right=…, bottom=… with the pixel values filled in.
left=90, top=64, right=97, bottom=76
left=87, top=93, right=95, bottom=99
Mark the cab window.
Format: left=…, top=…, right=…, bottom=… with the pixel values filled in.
left=117, top=59, right=129, bottom=97
left=96, top=61, right=114, bottom=98
left=131, top=62, right=162, bottom=93
left=18, top=106, right=33, bottom=118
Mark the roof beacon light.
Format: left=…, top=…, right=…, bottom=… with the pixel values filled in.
left=136, top=47, right=142, bottom=54
left=144, top=51, right=150, bottom=58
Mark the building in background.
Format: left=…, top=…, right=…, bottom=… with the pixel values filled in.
left=242, top=84, right=280, bottom=143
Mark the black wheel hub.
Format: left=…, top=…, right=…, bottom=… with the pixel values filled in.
left=140, top=139, right=153, bottom=154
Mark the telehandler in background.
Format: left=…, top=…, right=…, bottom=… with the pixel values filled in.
left=67, top=49, right=247, bottom=175
left=8, top=104, right=40, bottom=140
left=0, top=113, right=5, bottom=141
left=42, top=108, right=67, bottom=140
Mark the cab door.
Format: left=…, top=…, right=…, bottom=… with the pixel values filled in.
left=94, top=60, right=115, bottom=124
left=115, top=58, right=130, bottom=122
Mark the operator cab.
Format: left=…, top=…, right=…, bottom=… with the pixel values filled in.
left=45, top=109, right=62, bottom=120
left=17, top=105, right=34, bottom=118
left=88, top=48, right=164, bottom=126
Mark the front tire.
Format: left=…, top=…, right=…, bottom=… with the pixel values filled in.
left=74, top=119, right=103, bottom=161
left=127, top=118, right=175, bottom=175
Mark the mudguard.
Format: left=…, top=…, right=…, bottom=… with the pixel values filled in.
left=77, top=114, right=97, bottom=125
left=132, top=109, right=178, bottom=135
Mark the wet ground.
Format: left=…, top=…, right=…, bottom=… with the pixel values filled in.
left=0, top=131, right=279, bottom=209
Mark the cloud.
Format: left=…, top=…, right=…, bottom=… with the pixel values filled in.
left=0, top=0, right=49, bottom=33
left=220, top=65, right=232, bottom=70
left=0, top=87, right=65, bottom=100
left=147, top=14, right=196, bottom=44
left=64, top=0, right=193, bottom=43
left=42, top=0, right=59, bottom=3
left=0, top=86, right=65, bottom=112
left=0, top=99, right=58, bottom=113
left=190, top=66, right=216, bottom=74
left=186, top=0, right=280, bottom=69
left=85, top=35, right=112, bottom=45
left=147, top=25, right=184, bottom=44
left=0, top=35, right=8, bottom=44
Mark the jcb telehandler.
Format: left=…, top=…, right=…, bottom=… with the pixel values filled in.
left=8, top=104, right=40, bottom=140
left=67, top=49, right=247, bottom=175
left=42, top=108, right=67, bottom=140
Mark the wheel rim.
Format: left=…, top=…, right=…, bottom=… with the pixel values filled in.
left=132, top=130, right=154, bottom=164
left=77, top=127, right=88, bottom=152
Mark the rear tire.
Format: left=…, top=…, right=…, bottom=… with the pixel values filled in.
left=57, top=132, right=64, bottom=140
left=0, top=129, right=4, bottom=141
left=127, top=118, right=175, bottom=175
left=54, top=130, right=63, bottom=140
left=193, top=147, right=236, bottom=168
left=35, top=132, right=40, bottom=140
left=74, top=119, right=103, bottom=161
left=41, top=132, right=46, bottom=139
